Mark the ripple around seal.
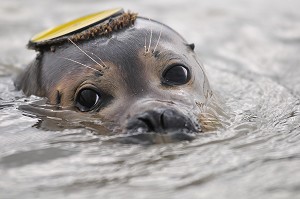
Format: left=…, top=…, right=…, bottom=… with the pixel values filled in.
left=0, top=147, right=77, bottom=168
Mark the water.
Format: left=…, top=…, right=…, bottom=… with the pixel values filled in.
left=1, top=0, right=300, bottom=198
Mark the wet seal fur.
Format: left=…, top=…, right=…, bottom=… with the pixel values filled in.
left=15, top=10, right=221, bottom=144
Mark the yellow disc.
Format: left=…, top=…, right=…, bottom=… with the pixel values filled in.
left=31, top=8, right=123, bottom=43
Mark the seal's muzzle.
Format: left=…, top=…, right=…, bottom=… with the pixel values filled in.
left=126, top=109, right=196, bottom=133
left=118, top=108, right=197, bottom=144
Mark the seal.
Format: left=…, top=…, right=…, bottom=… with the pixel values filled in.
left=15, top=8, right=219, bottom=144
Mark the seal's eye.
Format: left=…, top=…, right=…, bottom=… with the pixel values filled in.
left=76, top=89, right=100, bottom=112
left=163, top=65, right=190, bottom=85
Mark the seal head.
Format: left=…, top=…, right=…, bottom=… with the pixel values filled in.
left=15, top=9, right=218, bottom=144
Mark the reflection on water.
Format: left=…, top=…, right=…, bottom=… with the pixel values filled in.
left=1, top=0, right=300, bottom=198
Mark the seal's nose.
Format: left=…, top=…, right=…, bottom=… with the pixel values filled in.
left=125, top=109, right=196, bottom=133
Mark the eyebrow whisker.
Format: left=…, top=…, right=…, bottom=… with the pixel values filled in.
left=85, top=49, right=108, bottom=68
left=144, top=31, right=148, bottom=53
left=68, top=38, right=104, bottom=68
left=153, top=27, right=162, bottom=53
left=58, top=56, right=102, bottom=73
left=147, top=18, right=153, bottom=53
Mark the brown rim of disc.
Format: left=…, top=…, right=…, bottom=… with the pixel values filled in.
left=28, top=9, right=138, bottom=51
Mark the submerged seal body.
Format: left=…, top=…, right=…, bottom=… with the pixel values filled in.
left=15, top=9, right=218, bottom=143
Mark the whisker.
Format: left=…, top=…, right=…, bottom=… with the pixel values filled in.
left=85, top=49, right=108, bottom=68
left=200, top=112, right=217, bottom=117
left=199, top=110, right=218, bottom=118
left=201, top=120, right=220, bottom=124
left=153, top=27, right=162, bottom=53
left=195, top=58, right=211, bottom=102
left=144, top=32, right=147, bottom=54
left=147, top=18, right=153, bottom=53
left=58, top=56, right=101, bottom=73
left=68, top=38, right=104, bottom=68
left=201, top=124, right=216, bottom=130
left=199, top=113, right=218, bottom=120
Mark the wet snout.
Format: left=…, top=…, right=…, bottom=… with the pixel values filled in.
left=126, top=109, right=196, bottom=133
left=120, top=108, right=198, bottom=144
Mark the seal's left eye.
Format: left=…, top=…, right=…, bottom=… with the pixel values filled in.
left=76, top=89, right=100, bottom=112
left=163, top=65, right=190, bottom=85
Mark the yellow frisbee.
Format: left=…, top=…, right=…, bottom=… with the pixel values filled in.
left=31, top=8, right=123, bottom=43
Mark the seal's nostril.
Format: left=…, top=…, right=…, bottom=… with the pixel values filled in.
left=138, top=117, right=155, bottom=132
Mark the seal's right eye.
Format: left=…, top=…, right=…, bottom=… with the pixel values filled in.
left=75, top=89, right=101, bottom=112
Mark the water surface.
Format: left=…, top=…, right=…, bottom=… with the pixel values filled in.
left=0, top=0, right=300, bottom=198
